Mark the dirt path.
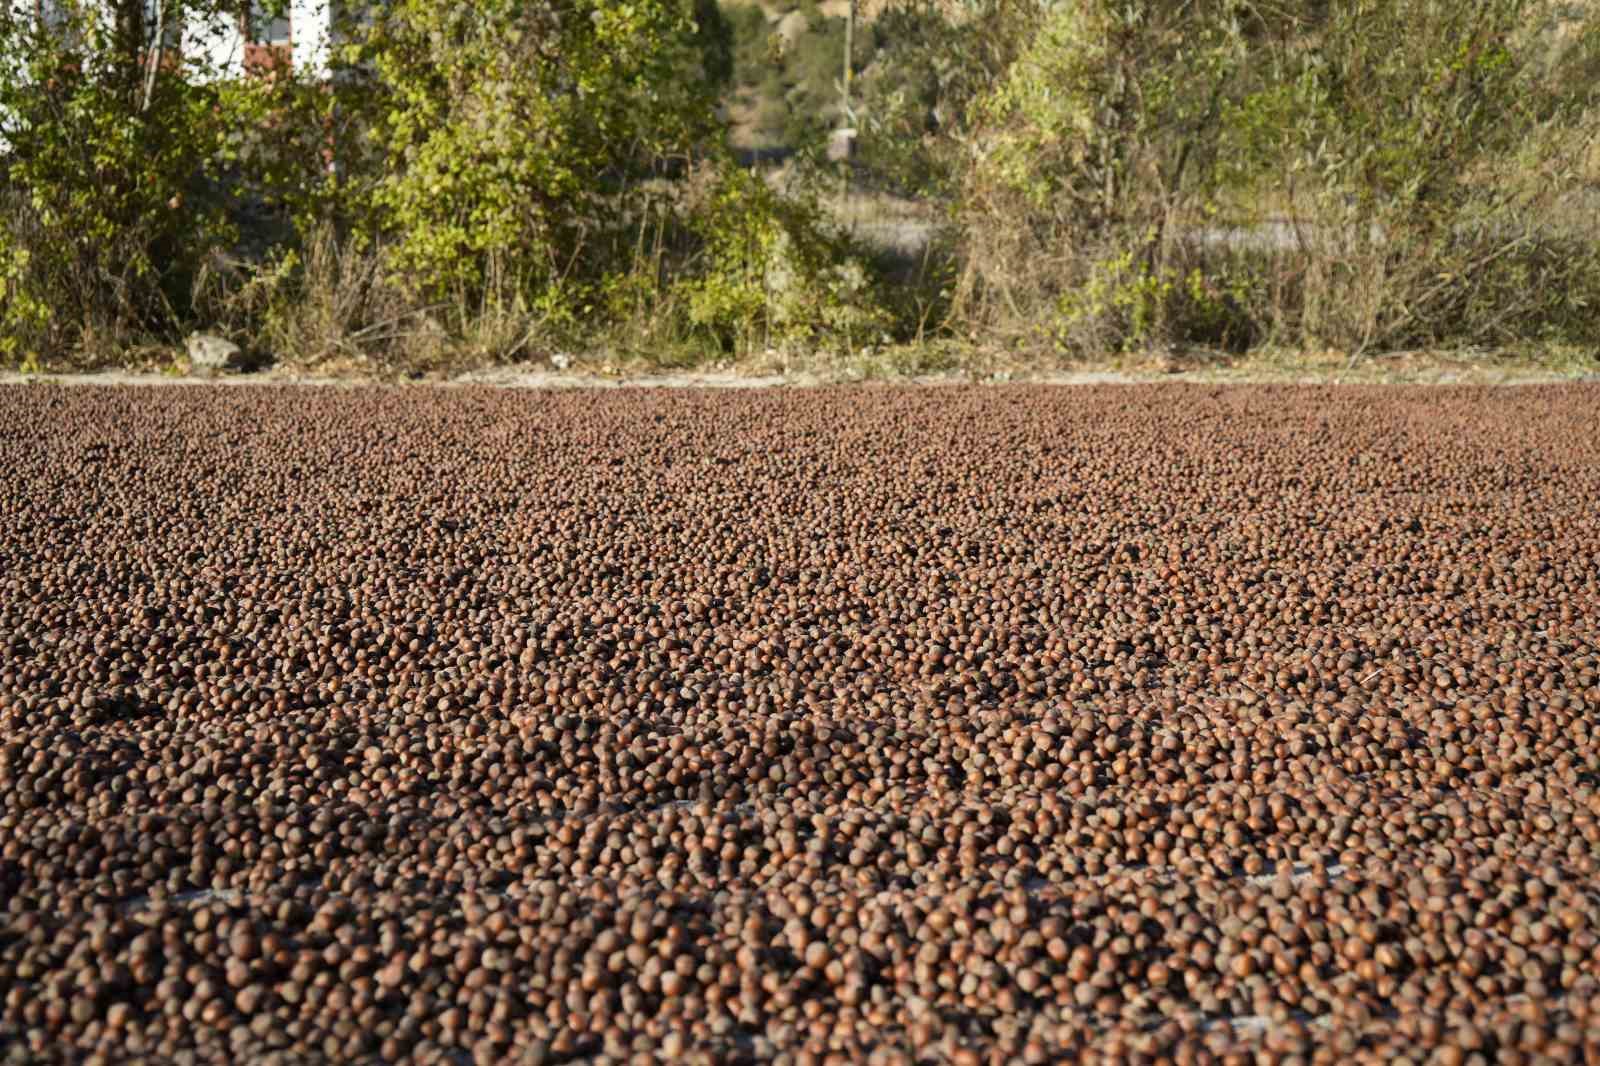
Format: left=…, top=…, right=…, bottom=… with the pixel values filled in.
left=2, top=358, right=1594, bottom=391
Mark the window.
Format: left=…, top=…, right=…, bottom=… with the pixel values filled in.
left=246, top=2, right=291, bottom=45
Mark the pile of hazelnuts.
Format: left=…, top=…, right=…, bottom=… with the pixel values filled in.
left=1, top=383, right=1597, bottom=1064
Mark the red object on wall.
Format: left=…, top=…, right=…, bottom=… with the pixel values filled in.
left=242, top=40, right=291, bottom=74
left=243, top=4, right=292, bottom=76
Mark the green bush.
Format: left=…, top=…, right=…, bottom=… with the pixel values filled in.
left=753, top=92, right=790, bottom=144
left=0, top=0, right=243, bottom=364
left=955, top=0, right=1259, bottom=353
left=1, top=0, right=777, bottom=370
left=728, top=2, right=773, bottom=89
left=955, top=0, right=1600, bottom=357
left=852, top=0, right=1023, bottom=199
left=347, top=0, right=721, bottom=308
left=1224, top=0, right=1600, bottom=352
left=679, top=166, right=891, bottom=355
left=10, top=0, right=1589, bottom=372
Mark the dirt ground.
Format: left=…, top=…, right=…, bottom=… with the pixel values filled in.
left=2, top=350, right=1595, bottom=392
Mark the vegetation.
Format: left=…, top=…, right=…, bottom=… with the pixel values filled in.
left=956, top=0, right=1600, bottom=356
left=0, top=0, right=241, bottom=366
left=1, top=0, right=897, bottom=370
left=2, top=0, right=1599, bottom=373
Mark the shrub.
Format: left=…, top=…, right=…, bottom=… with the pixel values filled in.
left=1227, top=0, right=1600, bottom=353
left=852, top=0, right=1023, bottom=199
left=955, top=0, right=1600, bottom=357
left=346, top=0, right=721, bottom=310
left=955, top=0, right=1257, bottom=353
left=196, top=222, right=417, bottom=370
left=203, top=0, right=748, bottom=370
left=0, top=0, right=243, bottom=363
left=728, top=2, right=773, bottom=89
left=679, top=165, right=891, bottom=355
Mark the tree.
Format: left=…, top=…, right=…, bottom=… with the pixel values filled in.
left=953, top=0, right=1600, bottom=356
left=0, top=0, right=281, bottom=361
left=346, top=0, right=726, bottom=308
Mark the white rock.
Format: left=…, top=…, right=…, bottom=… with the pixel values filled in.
left=185, top=333, right=242, bottom=371
left=774, top=9, right=808, bottom=51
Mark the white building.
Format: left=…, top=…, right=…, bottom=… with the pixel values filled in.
left=2, top=2, right=343, bottom=158
left=185, top=1, right=337, bottom=81
left=5, top=1, right=338, bottom=82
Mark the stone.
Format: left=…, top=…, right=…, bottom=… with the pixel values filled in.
left=185, top=333, right=244, bottom=372
left=774, top=10, right=808, bottom=52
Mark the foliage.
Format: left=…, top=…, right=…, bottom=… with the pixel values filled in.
left=727, top=1, right=773, bottom=89
left=686, top=0, right=736, bottom=92
left=680, top=165, right=890, bottom=355
left=212, top=53, right=385, bottom=242
left=724, top=2, right=882, bottom=154
left=345, top=0, right=720, bottom=306
left=196, top=221, right=425, bottom=369
left=0, top=0, right=251, bottom=361
left=955, top=0, right=1600, bottom=356
left=6, top=0, right=1596, bottom=371
left=1223, top=0, right=1600, bottom=352
left=0, top=238, right=48, bottom=369
left=956, top=0, right=1256, bottom=352
left=852, top=0, right=1025, bottom=198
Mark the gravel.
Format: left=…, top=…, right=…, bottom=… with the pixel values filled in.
left=1, top=383, right=1597, bottom=1065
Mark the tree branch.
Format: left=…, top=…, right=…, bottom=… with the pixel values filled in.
left=141, top=0, right=165, bottom=113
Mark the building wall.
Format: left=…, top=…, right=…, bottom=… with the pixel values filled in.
left=187, top=1, right=334, bottom=81
left=2, top=1, right=336, bottom=155
left=0, top=2, right=335, bottom=83
left=288, top=0, right=331, bottom=78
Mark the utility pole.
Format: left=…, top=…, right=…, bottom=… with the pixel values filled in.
left=842, top=0, right=853, bottom=119
left=838, top=0, right=855, bottom=202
